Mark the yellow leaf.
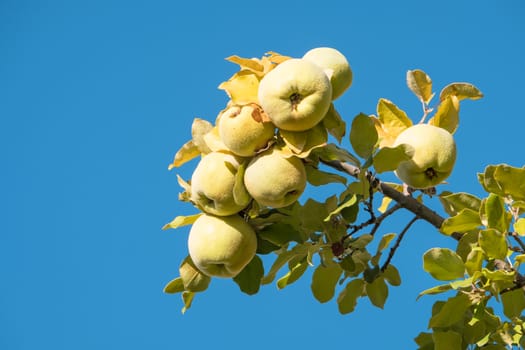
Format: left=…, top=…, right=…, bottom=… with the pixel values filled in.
left=202, top=126, right=229, bottom=152
left=406, top=69, right=434, bottom=104
left=218, top=70, right=260, bottom=105
left=168, top=140, right=200, bottom=169
left=162, top=213, right=202, bottom=230
left=280, top=124, right=328, bottom=158
left=428, top=95, right=460, bottom=134
left=375, top=99, right=413, bottom=148
left=439, top=82, right=484, bottom=101
left=225, top=55, right=264, bottom=74
left=191, top=118, right=213, bottom=154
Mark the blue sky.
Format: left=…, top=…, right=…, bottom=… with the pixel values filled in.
left=1, top=0, right=524, bottom=349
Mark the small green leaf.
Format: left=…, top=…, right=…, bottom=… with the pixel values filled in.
left=479, top=229, right=508, bottom=260
left=163, top=277, right=185, bottom=294
left=414, top=332, right=434, bottom=350
left=417, top=284, right=453, bottom=300
left=486, top=193, right=510, bottom=233
left=277, top=258, right=309, bottom=290
left=423, top=248, right=465, bottom=281
left=324, top=195, right=358, bottom=222
left=373, top=144, right=414, bottom=173
left=305, top=165, right=347, bottom=186
left=232, top=161, right=250, bottom=206
left=383, top=264, right=401, bottom=286
left=407, top=69, right=434, bottom=104
left=350, top=113, right=378, bottom=159
left=440, top=208, right=481, bottom=236
left=313, top=143, right=361, bottom=166
left=428, top=95, right=460, bottom=134
left=322, top=104, right=346, bottom=143
left=366, top=277, right=388, bottom=309
left=179, top=256, right=211, bottom=292
left=258, top=222, right=304, bottom=246
left=337, top=278, right=365, bottom=314
left=181, top=291, right=195, bottom=314
left=479, top=164, right=525, bottom=201
left=501, top=289, right=525, bottom=319
left=432, top=330, right=462, bottom=350
left=377, top=233, right=397, bottom=253
left=261, top=245, right=308, bottom=284
left=162, top=214, right=202, bottom=230
left=429, top=293, right=471, bottom=328
left=439, top=191, right=482, bottom=217
left=439, top=82, right=484, bottom=101
left=233, top=255, right=264, bottom=295
left=311, top=263, right=343, bottom=303
left=465, top=247, right=485, bottom=276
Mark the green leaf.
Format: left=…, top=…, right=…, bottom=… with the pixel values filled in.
left=423, top=248, right=465, bottom=281
left=465, top=247, right=485, bottom=276
left=407, top=69, right=434, bottom=104
left=373, top=144, right=414, bottom=173
left=501, top=288, right=525, bottom=319
left=163, top=277, right=185, bottom=294
left=417, top=284, right=453, bottom=300
left=350, top=113, right=378, bottom=159
left=322, top=103, right=346, bottom=143
left=414, top=332, right=434, bottom=350
left=277, top=258, right=309, bottom=290
left=313, top=143, right=361, bottom=166
left=258, top=222, right=304, bottom=246
left=162, top=213, right=202, bottom=230
left=485, top=193, right=510, bottom=233
left=479, top=229, right=508, bottom=260
left=232, top=161, right=250, bottom=206
left=311, top=263, right=343, bottom=303
left=337, top=278, right=365, bottom=314
left=377, top=233, right=397, bottom=253
left=440, top=208, right=481, bottom=236
left=383, top=264, right=401, bottom=286
left=429, top=293, right=471, bottom=328
left=439, top=82, right=484, bottom=101
left=366, top=277, right=388, bottom=309
left=324, top=194, right=358, bottom=222
left=514, top=218, right=525, bottom=236
left=432, top=330, right=462, bottom=350
left=428, top=95, right=459, bottom=134
left=181, top=291, right=195, bottom=314
left=233, top=255, right=264, bottom=295
left=439, top=191, right=482, bottom=217
left=261, top=245, right=308, bottom=284
left=305, top=165, right=347, bottom=186
left=179, top=256, right=211, bottom=293
left=479, top=164, right=525, bottom=201
left=349, top=234, right=374, bottom=250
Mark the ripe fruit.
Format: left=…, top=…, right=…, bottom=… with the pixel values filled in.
left=257, top=58, right=332, bottom=132
left=188, top=213, right=257, bottom=278
left=244, top=148, right=307, bottom=208
left=303, top=47, right=353, bottom=100
left=190, top=151, right=251, bottom=216
left=393, top=124, right=457, bottom=189
left=217, top=104, right=275, bottom=157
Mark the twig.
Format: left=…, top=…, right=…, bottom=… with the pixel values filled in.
left=381, top=216, right=419, bottom=272
left=511, top=232, right=525, bottom=253
left=320, top=159, right=462, bottom=240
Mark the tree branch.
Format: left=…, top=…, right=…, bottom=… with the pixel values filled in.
left=381, top=216, right=419, bottom=272
left=321, top=159, right=462, bottom=241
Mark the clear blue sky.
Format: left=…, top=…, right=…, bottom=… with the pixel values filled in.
left=1, top=1, right=524, bottom=349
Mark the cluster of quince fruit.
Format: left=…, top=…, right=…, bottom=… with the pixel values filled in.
left=169, top=47, right=353, bottom=280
